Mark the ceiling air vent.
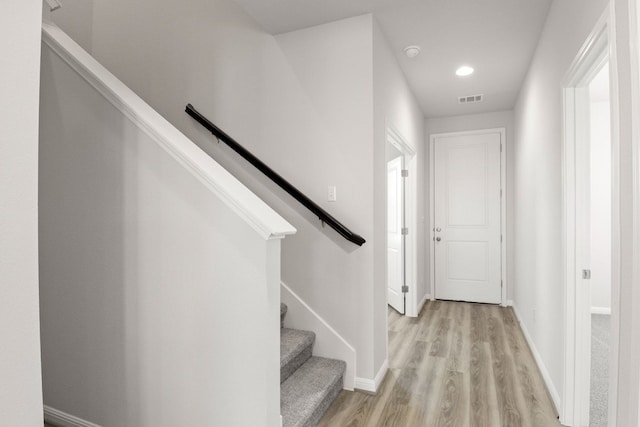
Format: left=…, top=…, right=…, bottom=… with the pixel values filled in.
left=458, top=94, right=484, bottom=104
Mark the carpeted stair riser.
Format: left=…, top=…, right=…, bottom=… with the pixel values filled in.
left=281, top=303, right=287, bottom=328
left=280, top=328, right=315, bottom=383
left=280, top=303, right=346, bottom=427
left=281, top=357, right=346, bottom=427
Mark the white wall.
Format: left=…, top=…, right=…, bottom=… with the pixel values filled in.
left=425, top=111, right=515, bottom=301
left=373, top=19, right=426, bottom=368
left=39, top=40, right=283, bottom=426
left=512, top=0, right=609, bottom=413
left=0, top=1, right=44, bottom=425
left=373, top=21, right=429, bottom=322
left=274, top=16, right=379, bottom=380
left=611, top=0, right=640, bottom=423
left=589, top=100, right=612, bottom=313
left=47, top=3, right=388, bottom=383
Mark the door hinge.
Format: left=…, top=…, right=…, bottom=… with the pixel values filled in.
left=402, top=285, right=409, bottom=293
left=401, top=169, right=409, bottom=178
left=501, top=280, right=503, bottom=288
left=500, top=189, right=503, bottom=197
left=582, top=269, right=591, bottom=279
left=501, top=235, right=503, bottom=243
left=500, top=144, right=503, bottom=153
left=401, top=227, right=409, bottom=235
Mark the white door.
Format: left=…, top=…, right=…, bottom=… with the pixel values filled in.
left=387, top=156, right=405, bottom=313
left=433, top=131, right=502, bottom=304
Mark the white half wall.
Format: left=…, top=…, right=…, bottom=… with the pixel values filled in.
left=425, top=111, right=515, bottom=302
left=512, top=0, right=609, bottom=418
left=39, top=34, right=285, bottom=427
left=0, top=1, right=44, bottom=425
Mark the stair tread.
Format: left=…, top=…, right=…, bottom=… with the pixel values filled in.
left=281, top=356, right=346, bottom=427
left=281, top=328, right=315, bottom=370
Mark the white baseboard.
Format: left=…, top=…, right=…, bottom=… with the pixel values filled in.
left=511, top=304, right=562, bottom=413
left=505, top=299, right=514, bottom=307
left=281, top=282, right=356, bottom=390
left=591, top=306, right=611, bottom=315
left=416, top=294, right=430, bottom=315
left=355, top=359, right=388, bottom=393
left=44, top=406, right=102, bottom=427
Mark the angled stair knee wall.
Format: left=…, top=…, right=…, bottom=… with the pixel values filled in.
left=280, top=282, right=356, bottom=390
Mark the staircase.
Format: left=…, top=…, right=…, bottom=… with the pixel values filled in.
left=280, top=303, right=346, bottom=427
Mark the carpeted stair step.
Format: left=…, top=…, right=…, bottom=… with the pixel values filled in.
left=281, top=357, right=346, bottom=427
left=281, top=328, right=315, bottom=383
left=281, top=303, right=288, bottom=328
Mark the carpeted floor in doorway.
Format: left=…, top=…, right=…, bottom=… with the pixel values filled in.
left=590, top=313, right=610, bottom=427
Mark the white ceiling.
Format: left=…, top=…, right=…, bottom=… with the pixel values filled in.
left=233, top=0, right=553, bottom=118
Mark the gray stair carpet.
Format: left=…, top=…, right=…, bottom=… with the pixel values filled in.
left=590, top=314, right=610, bottom=427
left=281, top=328, right=315, bottom=383
left=281, top=356, right=346, bottom=427
left=281, top=303, right=288, bottom=328
left=280, top=303, right=346, bottom=427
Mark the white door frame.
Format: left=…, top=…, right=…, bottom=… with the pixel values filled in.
left=386, top=125, right=418, bottom=317
left=561, top=7, right=620, bottom=426
left=386, top=155, right=405, bottom=314
left=429, top=128, right=507, bottom=306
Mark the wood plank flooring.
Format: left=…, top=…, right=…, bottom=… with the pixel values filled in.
left=318, top=301, right=560, bottom=427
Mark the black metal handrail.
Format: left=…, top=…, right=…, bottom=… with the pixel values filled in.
left=185, top=104, right=366, bottom=246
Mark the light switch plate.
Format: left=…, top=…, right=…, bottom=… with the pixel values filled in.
left=328, top=185, right=337, bottom=202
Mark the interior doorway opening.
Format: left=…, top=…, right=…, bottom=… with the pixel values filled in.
left=386, top=143, right=405, bottom=314
left=561, top=9, right=619, bottom=426
left=586, top=60, right=612, bottom=427
left=385, top=126, right=416, bottom=317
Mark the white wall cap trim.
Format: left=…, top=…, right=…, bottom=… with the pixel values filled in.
left=44, top=405, right=102, bottom=427
left=41, top=22, right=296, bottom=241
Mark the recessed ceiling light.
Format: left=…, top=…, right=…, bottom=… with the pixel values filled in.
left=456, top=66, right=474, bottom=77
left=404, top=45, right=421, bottom=58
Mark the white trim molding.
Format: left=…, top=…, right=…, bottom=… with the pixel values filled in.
left=280, top=282, right=356, bottom=390
left=41, top=22, right=296, bottom=242
left=561, top=7, right=619, bottom=426
left=355, top=359, right=388, bottom=394
left=417, top=293, right=430, bottom=314
left=386, top=123, right=419, bottom=317
left=44, top=406, right=102, bottom=427
left=512, top=305, right=562, bottom=413
left=591, top=306, right=612, bottom=315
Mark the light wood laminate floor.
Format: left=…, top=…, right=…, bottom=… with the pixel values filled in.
left=318, top=300, right=561, bottom=427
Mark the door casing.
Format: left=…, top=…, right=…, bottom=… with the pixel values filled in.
left=561, top=7, right=620, bottom=426
left=387, top=155, right=405, bottom=313
left=385, top=125, right=418, bottom=316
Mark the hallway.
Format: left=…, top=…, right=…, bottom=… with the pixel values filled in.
left=318, top=301, right=560, bottom=426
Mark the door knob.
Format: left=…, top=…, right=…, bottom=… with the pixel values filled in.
left=436, top=237, right=441, bottom=242
left=436, top=227, right=442, bottom=232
